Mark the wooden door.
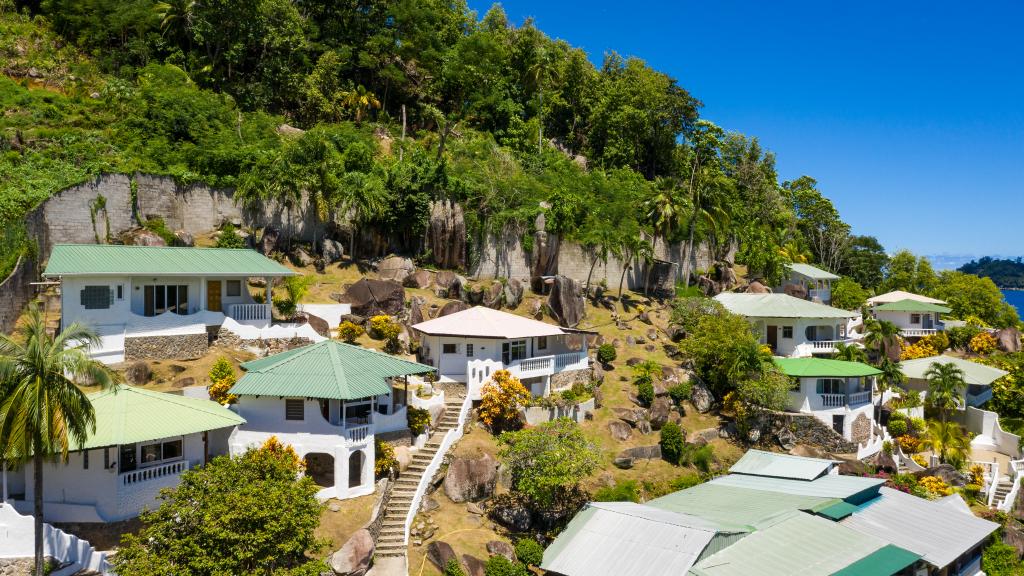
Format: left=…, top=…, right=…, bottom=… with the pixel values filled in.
left=207, top=280, right=222, bottom=312
left=766, top=325, right=778, bottom=351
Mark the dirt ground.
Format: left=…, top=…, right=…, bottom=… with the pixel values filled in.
left=315, top=494, right=376, bottom=558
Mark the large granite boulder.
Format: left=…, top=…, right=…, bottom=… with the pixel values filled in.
left=997, top=327, right=1022, bottom=353
left=489, top=494, right=533, bottom=532
left=427, top=199, right=466, bottom=270
left=915, top=464, right=967, bottom=487
left=409, top=295, right=426, bottom=326
left=290, top=247, right=314, bottom=267
left=444, top=453, right=498, bottom=503
left=462, top=555, right=486, bottom=576
left=465, top=284, right=485, bottom=304
left=334, top=278, right=405, bottom=317
left=329, top=528, right=373, bottom=576
left=173, top=230, right=194, bottom=247
left=124, top=361, right=151, bottom=385
left=434, top=270, right=464, bottom=300
left=294, top=312, right=330, bottom=338
left=783, top=283, right=808, bottom=300
left=503, top=279, right=524, bottom=309
left=527, top=298, right=543, bottom=320
left=426, top=541, right=459, bottom=572
left=616, top=445, right=662, bottom=462
left=122, top=228, right=166, bottom=246
left=648, top=396, right=673, bottom=430
left=404, top=269, right=434, bottom=289
left=745, top=281, right=771, bottom=294
left=377, top=256, right=415, bottom=283
left=530, top=212, right=559, bottom=282
left=486, top=541, right=516, bottom=563
left=439, top=300, right=471, bottom=317
left=690, top=378, right=714, bottom=413
left=608, top=420, right=632, bottom=441
left=547, top=275, right=585, bottom=328
left=321, top=238, right=345, bottom=264
left=483, top=283, right=503, bottom=309
left=258, top=226, right=280, bottom=255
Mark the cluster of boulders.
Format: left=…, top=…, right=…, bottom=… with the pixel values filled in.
left=425, top=538, right=517, bottom=576
left=695, top=261, right=739, bottom=296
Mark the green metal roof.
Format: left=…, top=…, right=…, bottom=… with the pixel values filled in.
left=899, top=354, right=1008, bottom=386
left=688, top=512, right=891, bottom=576
left=774, top=357, right=881, bottom=378
left=231, top=341, right=435, bottom=400
left=830, top=545, right=921, bottom=575
left=73, top=385, right=245, bottom=450
left=714, top=293, right=857, bottom=319
left=787, top=263, right=841, bottom=281
left=728, top=449, right=837, bottom=481
left=710, top=473, right=884, bottom=503
left=873, top=299, right=951, bottom=313
left=816, top=501, right=861, bottom=521
left=649, top=483, right=837, bottom=530
left=43, top=244, right=295, bottom=277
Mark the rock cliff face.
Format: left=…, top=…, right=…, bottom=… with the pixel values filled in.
left=427, top=199, right=466, bottom=270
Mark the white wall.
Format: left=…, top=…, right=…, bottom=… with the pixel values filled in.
left=60, top=276, right=134, bottom=329
left=752, top=317, right=847, bottom=357
left=0, top=504, right=110, bottom=573
left=420, top=333, right=584, bottom=379
left=873, top=310, right=940, bottom=331
left=788, top=376, right=875, bottom=441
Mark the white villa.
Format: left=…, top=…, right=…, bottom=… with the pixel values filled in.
left=867, top=290, right=949, bottom=338
left=227, top=340, right=435, bottom=500
left=775, top=357, right=881, bottom=451
left=781, top=263, right=840, bottom=304
left=42, top=244, right=324, bottom=364
left=2, top=385, right=243, bottom=523
left=714, top=293, right=860, bottom=357
left=410, top=306, right=591, bottom=399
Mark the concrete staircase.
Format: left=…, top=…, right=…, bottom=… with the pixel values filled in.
left=993, top=477, right=1014, bottom=508
left=374, top=395, right=466, bottom=559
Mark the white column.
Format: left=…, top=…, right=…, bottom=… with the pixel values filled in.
left=265, top=277, right=273, bottom=322
left=199, top=276, right=207, bottom=312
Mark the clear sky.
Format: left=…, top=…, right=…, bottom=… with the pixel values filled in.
left=466, top=1, right=1024, bottom=257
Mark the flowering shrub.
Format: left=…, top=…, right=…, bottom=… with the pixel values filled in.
left=912, top=454, right=928, bottom=467
left=369, top=315, right=402, bottom=352
left=375, top=440, right=397, bottom=477
left=479, top=370, right=532, bottom=433
left=970, top=332, right=997, bottom=355
left=897, top=434, right=921, bottom=453
left=919, top=475, right=954, bottom=497
left=208, top=357, right=238, bottom=404
left=407, top=407, right=431, bottom=436
left=900, top=340, right=937, bottom=360
left=337, top=321, right=364, bottom=343
left=920, top=332, right=949, bottom=353
left=970, top=464, right=985, bottom=486
left=261, top=435, right=305, bottom=471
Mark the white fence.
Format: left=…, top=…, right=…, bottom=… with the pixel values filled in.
left=0, top=503, right=110, bottom=575
left=120, top=460, right=188, bottom=487
left=998, top=459, right=1024, bottom=512
left=900, top=328, right=938, bottom=338
left=227, top=303, right=269, bottom=322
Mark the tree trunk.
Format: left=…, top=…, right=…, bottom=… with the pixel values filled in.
left=33, top=441, right=43, bottom=576
left=618, top=249, right=632, bottom=300
left=584, top=253, right=599, bottom=299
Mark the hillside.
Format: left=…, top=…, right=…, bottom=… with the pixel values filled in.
left=960, top=257, right=1024, bottom=289
left=0, top=1, right=876, bottom=295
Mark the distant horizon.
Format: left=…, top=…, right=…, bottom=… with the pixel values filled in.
left=469, top=1, right=1024, bottom=256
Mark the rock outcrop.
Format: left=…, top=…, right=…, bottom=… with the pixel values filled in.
left=258, top=226, right=280, bottom=255
left=121, top=228, right=166, bottom=246
left=426, top=541, right=459, bottom=572
left=546, top=275, right=585, bottom=327
left=427, top=200, right=466, bottom=270
left=444, top=453, right=498, bottom=503
left=440, top=300, right=471, bottom=317
left=404, top=269, right=434, bottom=289
left=329, top=528, right=373, bottom=576
left=433, top=270, right=464, bottom=300
left=503, top=279, right=524, bottom=309
left=321, top=238, right=345, bottom=264
left=377, top=255, right=415, bottom=283
left=997, top=327, right=1022, bottom=353
left=334, top=278, right=406, bottom=317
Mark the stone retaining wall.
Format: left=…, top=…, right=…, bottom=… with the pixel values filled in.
left=124, top=333, right=208, bottom=361
left=0, top=257, right=36, bottom=335
left=550, top=367, right=594, bottom=392
left=772, top=412, right=858, bottom=454
left=377, top=429, right=413, bottom=447
left=0, top=558, right=33, bottom=576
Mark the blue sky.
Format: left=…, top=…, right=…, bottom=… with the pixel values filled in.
left=466, top=1, right=1024, bottom=257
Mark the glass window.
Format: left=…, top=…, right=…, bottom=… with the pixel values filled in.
left=162, top=439, right=183, bottom=460
left=285, top=398, right=305, bottom=420
left=80, top=286, right=112, bottom=309
left=502, top=340, right=528, bottom=364
left=442, top=343, right=457, bottom=354
left=144, top=285, right=190, bottom=316
left=226, top=280, right=242, bottom=297
left=816, top=378, right=845, bottom=395
left=782, top=326, right=793, bottom=339
left=910, top=314, right=921, bottom=324
left=537, top=336, right=548, bottom=350
left=141, top=443, right=161, bottom=464
left=466, top=343, right=474, bottom=357
left=116, top=285, right=124, bottom=300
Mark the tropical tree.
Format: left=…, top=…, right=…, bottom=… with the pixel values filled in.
left=925, top=362, right=966, bottom=423
left=875, top=357, right=906, bottom=423
left=0, top=305, right=119, bottom=576
left=834, top=342, right=868, bottom=364
left=919, top=420, right=971, bottom=466
left=617, top=232, right=653, bottom=300
left=340, top=85, right=380, bottom=124
left=863, top=317, right=901, bottom=362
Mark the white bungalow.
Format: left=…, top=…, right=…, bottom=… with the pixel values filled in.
left=867, top=291, right=949, bottom=338
left=42, top=243, right=324, bottom=364
left=781, top=263, right=840, bottom=304
left=227, top=340, right=434, bottom=500
left=2, top=385, right=244, bottom=523
left=775, top=357, right=881, bottom=447
left=714, top=293, right=859, bottom=357
left=410, top=306, right=591, bottom=399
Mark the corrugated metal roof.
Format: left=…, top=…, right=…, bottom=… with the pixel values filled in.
left=840, top=487, right=999, bottom=569
left=866, top=290, right=946, bottom=305
left=648, top=483, right=836, bottom=530
left=728, top=449, right=838, bottom=480
left=689, top=512, right=890, bottom=576
left=230, top=341, right=435, bottom=400
left=43, top=244, right=295, bottom=277
left=541, top=502, right=745, bottom=576
left=410, top=306, right=566, bottom=339
left=874, top=299, right=951, bottom=313
left=786, top=263, right=840, bottom=281
left=714, top=293, right=857, bottom=319
left=815, top=501, right=860, bottom=520
left=74, top=385, right=245, bottom=449
left=899, top=354, right=1008, bottom=386
left=774, top=357, right=881, bottom=378
left=709, top=473, right=884, bottom=501
left=830, top=545, right=921, bottom=576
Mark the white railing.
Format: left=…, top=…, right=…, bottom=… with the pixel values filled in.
left=901, top=328, right=937, bottom=337
left=554, top=351, right=587, bottom=371
left=848, top=390, right=872, bottom=406
left=228, top=303, right=268, bottom=322
left=809, top=289, right=831, bottom=302
left=119, top=460, right=188, bottom=487
left=970, top=460, right=1002, bottom=507
left=510, top=356, right=555, bottom=378
left=346, top=424, right=371, bottom=444
left=997, top=459, right=1024, bottom=512
left=810, top=340, right=844, bottom=351
left=820, top=393, right=845, bottom=407
left=404, top=394, right=472, bottom=545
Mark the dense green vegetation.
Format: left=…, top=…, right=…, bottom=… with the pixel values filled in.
left=961, top=257, right=1024, bottom=289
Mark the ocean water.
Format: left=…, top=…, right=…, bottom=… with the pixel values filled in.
left=1002, top=289, right=1024, bottom=318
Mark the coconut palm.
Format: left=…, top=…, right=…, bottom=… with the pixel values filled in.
left=875, top=357, right=906, bottom=423
left=617, top=232, right=653, bottom=301
left=863, top=317, right=901, bottom=362
left=0, top=305, right=119, bottom=576
left=834, top=342, right=868, bottom=364
left=925, top=361, right=966, bottom=424
left=919, top=419, right=971, bottom=466
left=340, top=85, right=381, bottom=124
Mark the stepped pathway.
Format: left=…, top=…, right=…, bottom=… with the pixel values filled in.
left=374, top=394, right=466, bottom=559
left=993, top=477, right=1014, bottom=508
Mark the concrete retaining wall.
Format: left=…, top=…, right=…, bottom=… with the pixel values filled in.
left=0, top=257, right=36, bottom=335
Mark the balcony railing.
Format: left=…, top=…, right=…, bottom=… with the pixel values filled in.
left=555, top=351, right=587, bottom=370
left=848, top=390, right=872, bottom=406
left=228, top=303, right=268, bottom=322
left=810, top=340, right=845, bottom=352
left=346, top=424, right=371, bottom=444
left=820, top=391, right=871, bottom=408
left=901, top=328, right=938, bottom=337
left=119, top=460, right=188, bottom=487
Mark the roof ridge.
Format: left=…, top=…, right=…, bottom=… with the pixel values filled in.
left=327, top=340, right=349, bottom=398
left=248, top=340, right=327, bottom=373
left=96, top=384, right=242, bottom=422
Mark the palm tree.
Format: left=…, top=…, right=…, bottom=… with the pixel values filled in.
left=582, top=225, right=621, bottom=299
left=617, top=233, right=653, bottom=302
left=875, top=357, right=906, bottom=423
left=834, top=342, right=868, bottom=363
left=154, top=0, right=195, bottom=48
left=919, top=420, right=971, bottom=466
left=336, top=171, right=388, bottom=260
left=341, top=85, right=381, bottom=124
left=0, top=305, right=118, bottom=576
left=925, top=361, right=966, bottom=424
left=863, top=317, right=901, bottom=362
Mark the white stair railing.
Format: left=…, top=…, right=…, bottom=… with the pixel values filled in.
left=997, top=459, right=1024, bottom=512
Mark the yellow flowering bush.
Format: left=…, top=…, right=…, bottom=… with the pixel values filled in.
left=369, top=315, right=401, bottom=340
left=912, top=454, right=928, bottom=467
left=970, top=332, right=997, bottom=355
left=260, top=435, right=305, bottom=471
left=897, top=434, right=921, bottom=453
left=208, top=357, right=238, bottom=404
left=375, top=440, right=398, bottom=477
left=479, top=370, right=532, bottom=433
left=919, top=475, right=954, bottom=497
left=920, top=332, right=949, bottom=353
left=970, top=464, right=985, bottom=486
left=337, top=320, right=365, bottom=343
left=900, top=340, right=937, bottom=360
